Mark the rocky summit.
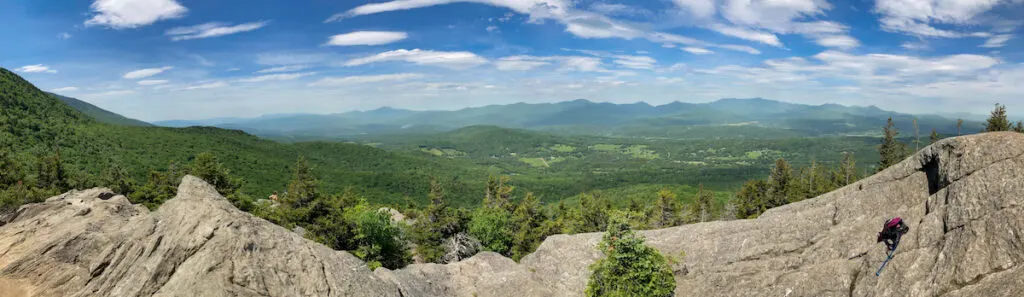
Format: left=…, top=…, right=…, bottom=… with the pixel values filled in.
left=2, top=132, right=1024, bottom=297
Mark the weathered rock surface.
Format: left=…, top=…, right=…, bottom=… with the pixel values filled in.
left=1, top=132, right=1023, bottom=297
left=0, top=176, right=400, bottom=297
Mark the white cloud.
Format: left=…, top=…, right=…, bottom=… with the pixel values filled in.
left=562, top=12, right=645, bottom=39
left=137, top=80, right=169, bottom=85
left=708, top=24, right=783, bottom=47
left=190, top=54, right=214, bottom=66
left=486, top=26, right=500, bottom=32
left=123, top=66, right=172, bottom=79
left=57, top=32, right=72, bottom=39
left=308, top=73, right=425, bottom=87
left=85, top=90, right=136, bottom=97
left=85, top=0, right=187, bottom=29
left=344, top=49, right=489, bottom=69
left=495, top=56, right=553, bottom=71
left=166, top=21, right=269, bottom=41
left=326, top=31, right=408, bottom=46
left=673, top=0, right=717, bottom=19
left=683, top=47, right=715, bottom=54
left=613, top=55, right=657, bottom=69
left=980, top=34, right=1012, bottom=48
left=496, top=55, right=606, bottom=72
left=51, top=87, right=79, bottom=92
left=901, top=41, right=929, bottom=50
left=256, top=65, right=310, bottom=73
left=873, top=0, right=1010, bottom=37
left=327, top=0, right=572, bottom=23
left=256, top=53, right=329, bottom=65
left=589, top=3, right=650, bottom=17
left=15, top=64, right=57, bottom=73
left=235, top=72, right=317, bottom=83
left=183, top=81, right=228, bottom=90
left=815, top=35, right=860, bottom=49
left=647, top=32, right=761, bottom=54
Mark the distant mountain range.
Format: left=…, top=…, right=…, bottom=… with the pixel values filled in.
left=152, top=98, right=985, bottom=139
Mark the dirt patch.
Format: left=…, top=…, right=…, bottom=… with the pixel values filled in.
left=0, top=278, right=35, bottom=297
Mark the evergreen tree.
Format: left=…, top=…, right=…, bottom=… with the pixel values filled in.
left=694, top=185, right=714, bottom=223
left=652, top=188, right=682, bottom=228
left=188, top=152, right=247, bottom=210
left=957, top=118, right=964, bottom=136
left=0, top=148, right=24, bottom=187
left=101, top=163, right=135, bottom=196
left=832, top=152, right=858, bottom=186
left=930, top=128, right=940, bottom=144
left=344, top=200, right=412, bottom=270
left=985, top=103, right=1011, bottom=132
left=575, top=192, right=611, bottom=233
left=1015, top=121, right=1024, bottom=133
left=878, top=117, right=908, bottom=172
left=768, top=158, right=794, bottom=207
left=484, top=175, right=514, bottom=211
left=735, top=179, right=769, bottom=219
left=36, top=152, right=67, bottom=191
left=284, top=155, right=319, bottom=210
left=412, top=178, right=463, bottom=263
left=133, top=162, right=184, bottom=210
left=510, top=192, right=548, bottom=261
left=586, top=213, right=675, bottom=297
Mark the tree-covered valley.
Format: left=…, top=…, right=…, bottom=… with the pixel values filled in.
left=4, top=66, right=1023, bottom=275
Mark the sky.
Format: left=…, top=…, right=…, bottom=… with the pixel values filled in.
left=1, top=0, right=1023, bottom=122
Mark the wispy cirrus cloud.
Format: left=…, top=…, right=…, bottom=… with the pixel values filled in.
left=326, top=31, right=408, bottom=46
left=123, top=66, right=172, bottom=79
left=166, top=21, right=269, bottom=41
left=308, top=73, right=424, bottom=87
left=235, top=72, right=317, bottom=83
left=344, top=49, right=489, bottom=69
left=16, top=64, right=57, bottom=73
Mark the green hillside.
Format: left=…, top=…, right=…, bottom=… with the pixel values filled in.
left=0, top=68, right=490, bottom=208
left=50, top=93, right=152, bottom=127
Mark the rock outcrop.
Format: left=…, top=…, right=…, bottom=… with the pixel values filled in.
left=2, top=132, right=1024, bottom=296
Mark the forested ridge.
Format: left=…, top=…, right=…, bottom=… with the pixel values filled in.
left=4, top=66, right=1022, bottom=276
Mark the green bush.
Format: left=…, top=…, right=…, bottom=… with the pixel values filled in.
left=469, top=206, right=514, bottom=255
left=586, top=213, right=676, bottom=297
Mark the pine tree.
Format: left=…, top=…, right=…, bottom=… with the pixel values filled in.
left=985, top=103, right=1011, bottom=132
left=1015, top=121, right=1024, bottom=133
left=878, top=117, right=908, bottom=172
left=188, top=152, right=243, bottom=205
left=652, top=188, right=682, bottom=228
left=735, top=179, right=769, bottom=219
left=511, top=192, right=547, bottom=261
left=768, top=158, right=794, bottom=207
left=956, top=119, right=964, bottom=136
left=412, top=178, right=463, bottom=263
left=930, top=128, right=940, bottom=144
left=576, top=192, right=611, bottom=233
left=695, top=184, right=714, bottom=223
left=484, top=175, right=514, bottom=211
left=586, top=213, right=675, bottom=297
left=101, top=163, right=135, bottom=196
left=284, top=155, right=319, bottom=210
left=833, top=152, right=858, bottom=186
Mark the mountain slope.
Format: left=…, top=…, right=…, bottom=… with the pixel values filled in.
left=2, top=132, right=1021, bottom=296
left=49, top=93, right=151, bottom=127
left=0, top=67, right=489, bottom=207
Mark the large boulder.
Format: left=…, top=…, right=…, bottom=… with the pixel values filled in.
left=0, top=176, right=400, bottom=297
left=2, top=132, right=1023, bottom=296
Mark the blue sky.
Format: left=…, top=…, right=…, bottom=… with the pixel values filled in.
left=2, top=0, right=1023, bottom=121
